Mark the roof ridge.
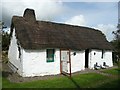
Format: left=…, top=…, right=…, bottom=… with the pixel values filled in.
left=37, top=20, right=103, bottom=33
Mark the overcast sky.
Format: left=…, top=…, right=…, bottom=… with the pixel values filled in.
left=1, top=0, right=119, bottom=41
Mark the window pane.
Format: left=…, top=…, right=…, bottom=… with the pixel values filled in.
left=46, top=49, right=54, bottom=62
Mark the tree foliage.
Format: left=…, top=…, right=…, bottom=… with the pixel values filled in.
left=112, top=28, right=120, bottom=60
left=1, top=21, right=10, bottom=51
left=2, top=32, right=10, bottom=51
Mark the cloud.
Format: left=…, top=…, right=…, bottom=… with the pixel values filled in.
left=2, top=0, right=66, bottom=27
left=64, top=14, right=116, bottom=41
left=65, top=15, right=86, bottom=26
left=93, top=24, right=117, bottom=41
left=58, top=0, right=119, bottom=2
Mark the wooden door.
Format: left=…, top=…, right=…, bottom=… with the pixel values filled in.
left=60, top=50, right=71, bottom=76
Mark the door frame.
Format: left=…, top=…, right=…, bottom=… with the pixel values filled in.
left=60, top=49, right=71, bottom=77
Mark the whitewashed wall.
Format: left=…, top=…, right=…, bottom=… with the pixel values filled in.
left=8, top=29, right=23, bottom=75
left=88, top=49, right=113, bottom=69
left=22, top=49, right=60, bottom=77
left=71, top=50, right=85, bottom=73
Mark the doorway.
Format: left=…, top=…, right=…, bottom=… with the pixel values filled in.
left=60, top=49, right=71, bottom=77
left=85, top=49, right=89, bottom=68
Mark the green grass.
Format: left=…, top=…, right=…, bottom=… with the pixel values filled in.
left=101, top=68, right=120, bottom=75
left=1, top=68, right=120, bottom=88
left=0, top=76, right=2, bottom=89
left=96, top=79, right=120, bottom=88
left=2, top=73, right=118, bottom=88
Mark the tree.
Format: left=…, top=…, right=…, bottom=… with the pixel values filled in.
left=0, top=21, right=2, bottom=52
left=1, top=21, right=10, bottom=51
left=2, top=32, right=10, bottom=51
left=112, top=24, right=120, bottom=62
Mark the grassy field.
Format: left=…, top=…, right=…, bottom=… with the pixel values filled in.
left=96, top=79, right=119, bottom=88
left=0, top=72, right=2, bottom=89
left=2, top=68, right=120, bottom=88
left=101, top=68, right=120, bottom=75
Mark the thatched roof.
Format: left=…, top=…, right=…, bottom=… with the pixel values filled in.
left=10, top=8, right=112, bottom=50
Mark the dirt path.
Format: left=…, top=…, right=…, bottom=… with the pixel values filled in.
left=94, top=66, right=119, bottom=79
left=72, top=66, right=119, bottom=77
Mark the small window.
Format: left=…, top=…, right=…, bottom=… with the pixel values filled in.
left=18, top=46, right=21, bottom=59
left=46, top=49, right=55, bottom=62
left=101, top=50, right=105, bottom=59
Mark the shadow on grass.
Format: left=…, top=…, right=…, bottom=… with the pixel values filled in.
left=96, top=79, right=120, bottom=88
left=115, top=68, right=120, bottom=72
left=62, top=73, right=81, bottom=89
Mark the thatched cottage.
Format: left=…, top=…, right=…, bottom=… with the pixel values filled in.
left=8, top=9, right=113, bottom=77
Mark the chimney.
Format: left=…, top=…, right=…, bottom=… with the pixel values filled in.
left=23, top=8, right=36, bottom=22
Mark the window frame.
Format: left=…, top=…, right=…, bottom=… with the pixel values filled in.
left=46, top=49, right=55, bottom=62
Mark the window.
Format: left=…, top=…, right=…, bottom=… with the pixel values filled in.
left=18, top=45, right=21, bottom=59
left=46, top=49, right=55, bottom=62
left=101, top=50, right=105, bottom=59
left=17, top=41, right=21, bottom=59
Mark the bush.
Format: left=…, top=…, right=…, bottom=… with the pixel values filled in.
left=2, top=51, right=8, bottom=63
left=2, top=32, right=10, bottom=51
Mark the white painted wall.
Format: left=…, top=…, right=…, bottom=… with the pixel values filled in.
left=88, top=49, right=113, bottom=69
left=22, top=49, right=60, bottom=77
left=8, top=29, right=23, bottom=75
left=71, top=50, right=85, bottom=73
left=22, top=49, right=85, bottom=77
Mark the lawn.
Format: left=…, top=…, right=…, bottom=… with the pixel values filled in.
left=2, top=70, right=119, bottom=88
left=96, top=79, right=119, bottom=88
left=101, top=68, right=120, bottom=75
left=0, top=72, right=2, bottom=89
